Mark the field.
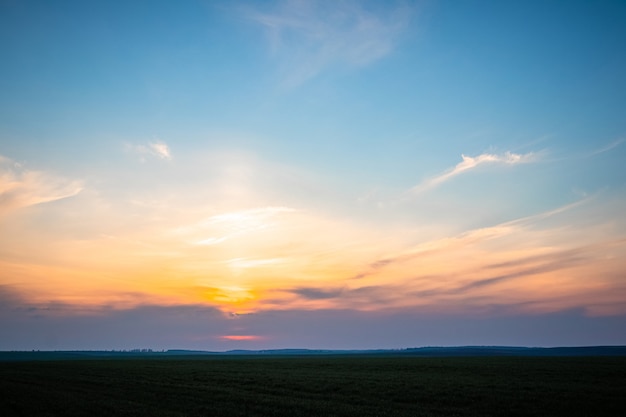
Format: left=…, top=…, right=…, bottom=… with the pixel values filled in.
left=1, top=355, right=625, bottom=416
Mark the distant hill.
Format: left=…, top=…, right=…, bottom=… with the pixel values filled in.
left=1, top=346, right=625, bottom=361
left=400, top=346, right=626, bottom=357
left=226, top=346, right=626, bottom=357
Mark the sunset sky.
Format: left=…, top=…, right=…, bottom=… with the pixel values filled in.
left=1, top=0, right=625, bottom=351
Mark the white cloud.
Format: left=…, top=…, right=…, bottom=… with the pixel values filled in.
left=589, top=138, right=624, bottom=156
left=175, top=206, right=297, bottom=246
left=126, top=141, right=172, bottom=161
left=0, top=155, right=83, bottom=215
left=149, top=141, right=171, bottom=160
left=411, top=151, right=538, bottom=193
left=246, top=0, right=411, bottom=87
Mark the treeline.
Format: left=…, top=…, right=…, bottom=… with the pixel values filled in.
left=115, top=349, right=162, bottom=353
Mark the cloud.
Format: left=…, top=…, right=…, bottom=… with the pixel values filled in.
left=290, top=287, right=344, bottom=300
left=411, top=151, right=538, bottom=194
left=341, top=194, right=626, bottom=316
left=2, top=144, right=623, bottom=326
left=351, top=224, right=520, bottom=280
left=3, top=278, right=626, bottom=350
left=246, top=0, right=411, bottom=87
left=150, top=141, right=171, bottom=159
left=176, top=206, right=297, bottom=245
left=0, top=154, right=83, bottom=215
left=0, top=284, right=619, bottom=350
left=126, top=140, right=172, bottom=161
left=426, top=242, right=611, bottom=295
left=589, top=138, right=624, bottom=156
left=226, top=257, right=285, bottom=270
left=219, top=335, right=263, bottom=341
left=0, top=294, right=227, bottom=350
left=352, top=198, right=586, bottom=281
left=289, top=235, right=626, bottom=316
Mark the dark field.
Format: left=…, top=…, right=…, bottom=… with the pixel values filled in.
left=1, top=355, right=625, bottom=416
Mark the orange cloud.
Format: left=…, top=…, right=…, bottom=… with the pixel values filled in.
left=0, top=154, right=82, bottom=216
left=219, top=335, right=263, bottom=341
left=1, top=150, right=624, bottom=321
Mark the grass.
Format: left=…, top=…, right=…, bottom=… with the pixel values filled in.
left=1, top=355, right=625, bottom=416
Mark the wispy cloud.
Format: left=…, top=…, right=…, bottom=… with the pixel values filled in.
left=176, top=206, right=297, bottom=246
left=589, top=138, right=624, bottom=156
left=350, top=224, right=520, bottom=281
left=280, top=219, right=626, bottom=316
left=246, top=0, right=411, bottom=87
left=411, top=151, right=538, bottom=193
left=126, top=140, right=172, bottom=161
left=351, top=197, right=589, bottom=281
left=0, top=155, right=83, bottom=215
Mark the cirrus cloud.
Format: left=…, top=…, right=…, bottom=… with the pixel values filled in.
left=0, top=154, right=83, bottom=216
left=411, top=151, right=538, bottom=194
left=246, top=0, right=412, bottom=87
left=126, top=140, right=172, bottom=161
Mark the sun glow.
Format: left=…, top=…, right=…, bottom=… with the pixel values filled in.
left=1, top=144, right=625, bottom=322
left=219, top=335, right=263, bottom=341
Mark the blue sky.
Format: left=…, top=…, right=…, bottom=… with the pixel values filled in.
left=1, top=0, right=625, bottom=350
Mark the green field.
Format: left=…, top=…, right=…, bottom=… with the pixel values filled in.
left=1, top=355, right=625, bottom=416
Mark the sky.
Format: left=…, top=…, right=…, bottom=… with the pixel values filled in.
left=1, top=0, right=625, bottom=351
